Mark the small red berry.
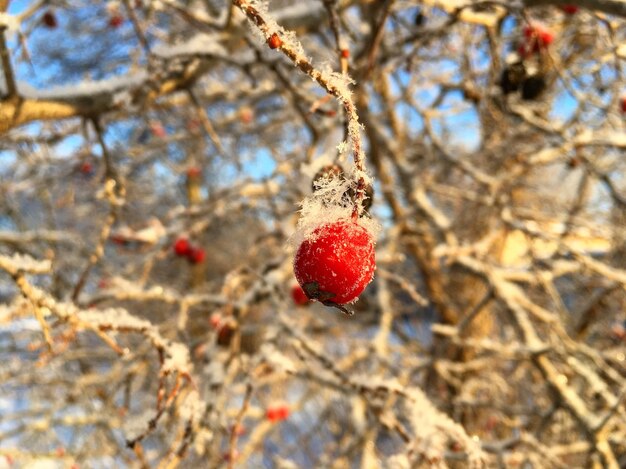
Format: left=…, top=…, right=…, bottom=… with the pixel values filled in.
left=560, top=5, right=579, bottom=14
left=239, top=107, right=254, bottom=125
left=173, top=237, right=191, bottom=256
left=43, top=11, right=58, bottom=28
left=621, top=97, right=626, bottom=114
left=291, top=284, right=310, bottom=306
left=109, top=15, right=123, bottom=28
left=266, top=404, right=289, bottom=422
left=341, top=49, right=350, bottom=59
left=187, top=247, right=206, bottom=264
left=80, top=161, right=93, bottom=175
left=110, top=234, right=128, bottom=246
left=186, top=166, right=202, bottom=178
left=523, top=24, right=554, bottom=54
left=294, top=220, right=375, bottom=305
left=151, top=122, right=166, bottom=138
left=209, top=313, right=223, bottom=330
left=222, top=450, right=239, bottom=462
left=267, top=33, right=282, bottom=50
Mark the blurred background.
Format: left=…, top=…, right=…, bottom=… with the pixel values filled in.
left=0, top=0, right=625, bottom=467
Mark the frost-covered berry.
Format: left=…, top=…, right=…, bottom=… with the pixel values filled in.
left=291, top=284, right=310, bottom=306
left=294, top=220, right=375, bottom=305
left=268, top=33, right=282, bottom=50
left=173, top=237, right=191, bottom=256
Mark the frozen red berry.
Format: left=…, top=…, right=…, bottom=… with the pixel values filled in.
left=560, top=5, right=579, bottom=14
left=268, top=33, right=282, bottom=50
left=294, top=220, right=375, bottom=305
left=187, top=247, right=206, bottom=264
left=43, top=11, right=57, bottom=28
left=291, top=284, right=310, bottom=306
left=266, top=404, right=289, bottom=422
left=173, top=237, right=191, bottom=256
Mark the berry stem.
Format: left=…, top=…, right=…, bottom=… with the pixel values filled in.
left=232, top=0, right=368, bottom=215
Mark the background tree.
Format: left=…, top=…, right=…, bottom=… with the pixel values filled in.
left=0, top=0, right=625, bottom=468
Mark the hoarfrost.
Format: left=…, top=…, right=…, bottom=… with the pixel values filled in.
left=291, top=167, right=380, bottom=248
left=163, top=342, right=191, bottom=374
left=179, top=390, right=205, bottom=422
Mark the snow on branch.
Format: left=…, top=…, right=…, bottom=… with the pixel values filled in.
left=0, top=252, right=52, bottom=275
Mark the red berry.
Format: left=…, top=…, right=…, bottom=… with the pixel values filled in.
left=523, top=24, right=554, bottom=54
left=291, top=284, right=310, bottom=306
left=239, top=107, right=254, bottom=125
left=294, top=220, right=375, bottom=305
left=209, top=313, right=222, bottom=330
left=621, top=97, right=626, bottom=114
left=43, top=11, right=57, bottom=28
left=109, top=15, right=123, bottom=28
left=80, top=161, right=93, bottom=175
left=151, top=122, right=166, bottom=138
left=341, top=49, right=350, bottom=59
left=267, top=33, right=282, bottom=50
left=560, top=5, right=579, bottom=14
left=110, top=234, right=128, bottom=246
left=187, top=166, right=202, bottom=178
left=266, top=404, right=289, bottom=422
left=173, top=237, right=191, bottom=256
left=187, top=247, right=206, bottom=264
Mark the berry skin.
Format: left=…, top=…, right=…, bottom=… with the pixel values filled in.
left=173, top=237, right=191, bottom=256
left=621, top=97, right=626, bottom=114
left=294, top=220, right=375, bottom=305
left=340, top=49, right=350, bottom=59
left=266, top=404, right=289, bottom=423
left=43, top=11, right=57, bottom=28
left=291, top=284, right=310, bottom=306
left=187, top=247, right=206, bottom=264
left=267, top=33, right=282, bottom=50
